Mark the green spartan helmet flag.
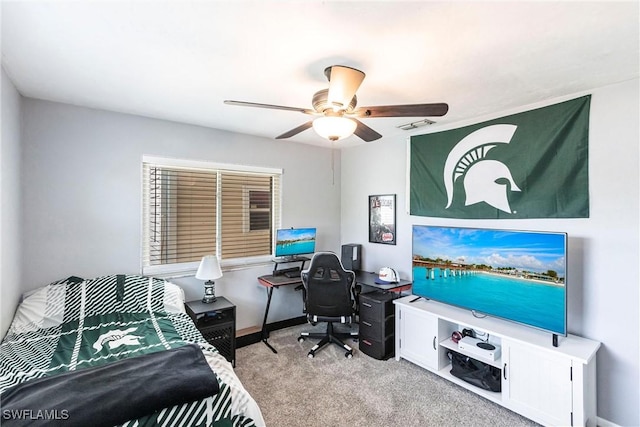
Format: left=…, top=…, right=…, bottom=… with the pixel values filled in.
left=410, top=95, right=590, bottom=219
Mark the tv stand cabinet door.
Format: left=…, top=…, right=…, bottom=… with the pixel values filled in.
left=397, top=306, right=446, bottom=371
left=502, top=339, right=573, bottom=426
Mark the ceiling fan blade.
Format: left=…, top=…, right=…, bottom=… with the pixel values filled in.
left=354, top=103, right=449, bottom=118
left=353, top=119, right=382, bottom=142
left=224, top=100, right=314, bottom=115
left=275, top=121, right=314, bottom=139
left=326, top=65, right=366, bottom=110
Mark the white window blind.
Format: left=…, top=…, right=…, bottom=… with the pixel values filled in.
left=142, top=157, right=281, bottom=276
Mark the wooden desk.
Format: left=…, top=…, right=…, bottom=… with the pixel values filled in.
left=257, top=274, right=303, bottom=353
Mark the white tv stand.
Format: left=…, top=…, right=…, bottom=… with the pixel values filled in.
left=394, top=296, right=600, bottom=426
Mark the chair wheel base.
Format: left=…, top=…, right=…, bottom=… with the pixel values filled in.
left=300, top=321, right=358, bottom=359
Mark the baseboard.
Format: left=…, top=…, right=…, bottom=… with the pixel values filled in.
left=236, top=316, right=306, bottom=348
left=597, top=416, right=621, bottom=427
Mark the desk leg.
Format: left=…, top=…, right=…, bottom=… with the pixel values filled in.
left=261, top=286, right=278, bottom=354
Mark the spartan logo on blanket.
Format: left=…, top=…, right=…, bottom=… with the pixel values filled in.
left=444, top=124, right=520, bottom=214
left=92, top=327, right=143, bottom=353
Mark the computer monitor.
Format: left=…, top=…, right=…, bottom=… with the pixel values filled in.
left=274, top=228, right=316, bottom=260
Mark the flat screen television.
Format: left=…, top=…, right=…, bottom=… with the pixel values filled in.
left=274, top=227, right=316, bottom=259
left=412, top=225, right=567, bottom=336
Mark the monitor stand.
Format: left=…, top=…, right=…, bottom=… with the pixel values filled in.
left=275, top=255, right=310, bottom=263
left=272, top=256, right=310, bottom=276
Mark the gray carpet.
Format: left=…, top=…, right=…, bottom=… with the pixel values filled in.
left=235, top=324, right=540, bottom=427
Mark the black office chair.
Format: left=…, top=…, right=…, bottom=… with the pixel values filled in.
left=297, top=252, right=358, bottom=358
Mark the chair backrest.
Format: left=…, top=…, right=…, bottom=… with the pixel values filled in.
left=301, top=252, right=356, bottom=318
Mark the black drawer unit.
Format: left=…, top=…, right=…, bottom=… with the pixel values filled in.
left=185, top=297, right=236, bottom=366
left=359, top=291, right=396, bottom=360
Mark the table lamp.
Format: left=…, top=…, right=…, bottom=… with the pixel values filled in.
left=196, top=255, right=223, bottom=303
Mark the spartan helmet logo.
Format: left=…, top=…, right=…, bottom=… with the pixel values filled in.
left=444, top=124, right=521, bottom=214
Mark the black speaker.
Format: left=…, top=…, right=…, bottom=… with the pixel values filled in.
left=341, top=244, right=361, bottom=272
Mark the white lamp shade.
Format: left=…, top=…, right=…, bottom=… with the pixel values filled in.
left=195, top=255, right=223, bottom=280
left=312, top=117, right=357, bottom=141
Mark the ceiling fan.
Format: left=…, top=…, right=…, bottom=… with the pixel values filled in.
left=224, top=65, right=449, bottom=142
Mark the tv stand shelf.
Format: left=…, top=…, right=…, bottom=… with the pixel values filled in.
left=439, top=337, right=502, bottom=369
left=394, top=296, right=600, bottom=427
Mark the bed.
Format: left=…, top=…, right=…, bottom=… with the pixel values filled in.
left=0, top=274, right=265, bottom=427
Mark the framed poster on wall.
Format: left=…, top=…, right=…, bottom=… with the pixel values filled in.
left=369, top=194, right=396, bottom=245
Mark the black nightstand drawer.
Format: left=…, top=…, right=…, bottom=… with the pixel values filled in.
left=195, top=309, right=233, bottom=327
left=359, top=335, right=394, bottom=360
left=359, top=300, right=383, bottom=319
left=359, top=291, right=395, bottom=320
left=359, top=316, right=395, bottom=341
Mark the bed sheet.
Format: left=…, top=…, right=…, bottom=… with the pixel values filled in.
left=0, top=274, right=264, bottom=427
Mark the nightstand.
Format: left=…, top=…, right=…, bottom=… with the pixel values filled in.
left=185, top=297, right=236, bottom=366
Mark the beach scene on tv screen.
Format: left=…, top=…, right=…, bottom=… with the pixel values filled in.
left=276, top=228, right=316, bottom=257
left=412, top=226, right=566, bottom=335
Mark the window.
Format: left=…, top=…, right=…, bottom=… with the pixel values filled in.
left=142, top=156, right=281, bottom=276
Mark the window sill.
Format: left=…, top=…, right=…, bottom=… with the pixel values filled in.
left=142, top=256, right=274, bottom=279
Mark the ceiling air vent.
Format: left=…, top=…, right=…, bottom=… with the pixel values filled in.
left=397, top=118, right=436, bottom=131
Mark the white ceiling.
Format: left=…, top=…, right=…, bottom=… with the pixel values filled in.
left=2, top=1, right=638, bottom=148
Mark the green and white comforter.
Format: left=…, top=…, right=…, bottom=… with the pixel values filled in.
left=0, top=274, right=264, bottom=426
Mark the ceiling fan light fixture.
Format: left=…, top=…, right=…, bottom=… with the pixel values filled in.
left=312, top=116, right=357, bottom=141
left=326, top=65, right=366, bottom=110
left=225, top=64, right=447, bottom=142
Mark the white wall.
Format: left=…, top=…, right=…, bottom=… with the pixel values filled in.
left=341, top=79, right=639, bottom=427
left=19, top=99, right=342, bottom=331
left=0, top=68, right=23, bottom=337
